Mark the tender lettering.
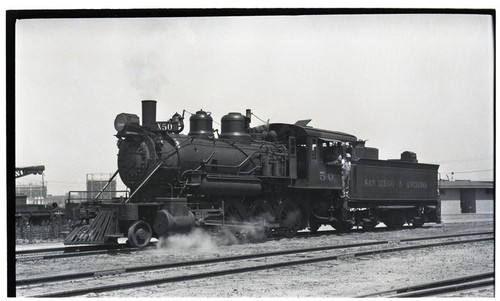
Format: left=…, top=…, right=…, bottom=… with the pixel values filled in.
left=378, top=180, right=395, bottom=188
left=406, top=181, right=428, bottom=189
left=363, top=179, right=394, bottom=188
left=362, top=179, right=428, bottom=189
left=319, top=171, right=335, bottom=182
left=364, top=179, right=376, bottom=187
left=363, top=179, right=428, bottom=189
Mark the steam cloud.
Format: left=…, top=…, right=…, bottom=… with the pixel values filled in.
left=156, top=224, right=268, bottom=254
left=156, top=228, right=243, bottom=253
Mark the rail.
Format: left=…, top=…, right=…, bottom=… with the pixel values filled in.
left=24, top=235, right=493, bottom=297
left=18, top=231, right=493, bottom=296
left=358, top=272, right=494, bottom=297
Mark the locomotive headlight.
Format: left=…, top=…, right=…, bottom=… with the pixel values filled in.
left=114, top=113, right=140, bottom=132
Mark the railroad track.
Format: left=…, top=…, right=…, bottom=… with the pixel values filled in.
left=16, top=243, right=132, bottom=255
left=18, top=231, right=493, bottom=297
left=11, top=228, right=384, bottom=260
left=15, top=243, right=149, bottom=261
left=357, top=272, right=494, bottom=297
left=15, top=229, right=337, bottom=259
left=12, top=225, right=457, bottom=261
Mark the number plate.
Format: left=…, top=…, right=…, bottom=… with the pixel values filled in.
left=156, top=121, right=179, bottom=132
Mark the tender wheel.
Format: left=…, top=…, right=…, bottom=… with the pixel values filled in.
left=278, top=200, right=303, bottom=237
left=281, top=228, right=297, bottom=238
left=362, top=222, right=378, bottom=231
left=308, top=222, right=321, bottom=233
left=412, top=219, right=424, bottom=228
left=127, top=220, right=152, bottom=249
left=385, top=212, right=405, bottom=230
left=412, top=206, right=425, bottom=228
left=248, top=199, right=276, bottom=224
left=331, top=221, right=352, bottom=233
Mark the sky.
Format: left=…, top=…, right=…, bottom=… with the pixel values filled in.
left=14, top=12, right=494, bottom=195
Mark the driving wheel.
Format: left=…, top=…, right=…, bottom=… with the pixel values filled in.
left=224, top=200, right=248, bottom=222
left=248, top=199, right=276, bottom=224
left=278, top=200, right=303, bottom=238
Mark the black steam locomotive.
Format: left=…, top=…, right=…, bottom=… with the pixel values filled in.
left=65, top=100, right=440, bottom=248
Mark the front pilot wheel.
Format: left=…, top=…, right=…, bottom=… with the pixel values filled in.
left=127, top=220, right=152, bottom=249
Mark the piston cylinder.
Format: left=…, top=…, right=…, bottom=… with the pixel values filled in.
left=153, top=209, right=196, bottom=236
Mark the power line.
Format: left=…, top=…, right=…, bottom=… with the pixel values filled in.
left=251, top=112, right=269, bottom=124
left=440, top=169, right=493, bottom=174
left=428, top=158, right=493, bottom=164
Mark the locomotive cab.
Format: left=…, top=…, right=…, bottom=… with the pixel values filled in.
left=269, top=123, right=357, bottom=189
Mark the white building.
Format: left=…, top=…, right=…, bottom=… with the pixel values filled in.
left=439, top=180, right=494, bottom=214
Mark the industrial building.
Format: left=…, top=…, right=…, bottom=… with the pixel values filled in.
left=15, top=173, right=118, bottom=207
left=439, top=180, right=494, bottom=214
left=86, top=173, right=117, bottom=200
left=15, top=184, right=47, bottom=204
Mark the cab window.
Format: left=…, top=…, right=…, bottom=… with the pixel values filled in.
left=311, top=138, right=317, bottom=160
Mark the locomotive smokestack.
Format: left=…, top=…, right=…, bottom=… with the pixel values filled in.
left=142, top=100, right=157, bottom=126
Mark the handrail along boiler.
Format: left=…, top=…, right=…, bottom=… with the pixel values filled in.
left=64, top=100, right=441, bottom=248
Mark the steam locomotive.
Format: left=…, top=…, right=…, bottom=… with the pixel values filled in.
left=65, top=100, right=440, bottom=248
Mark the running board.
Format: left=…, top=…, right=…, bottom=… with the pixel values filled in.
left=202, top=219, right=279, bottom=229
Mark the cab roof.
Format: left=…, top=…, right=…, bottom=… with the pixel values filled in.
left=269, top=123, right=358, bottom=143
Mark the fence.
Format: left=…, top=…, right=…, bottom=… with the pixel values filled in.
left=15, top=217, right=72, bottom=244
left=16, top=190, right=129, bottom=244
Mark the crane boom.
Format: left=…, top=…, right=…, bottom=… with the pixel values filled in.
left=15, top=166, right=45, bottom=178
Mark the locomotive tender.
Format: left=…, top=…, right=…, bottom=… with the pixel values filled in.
left=65, top=100, right=440, bottom=248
